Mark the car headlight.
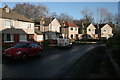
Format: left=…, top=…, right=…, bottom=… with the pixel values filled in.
left=70, top=43, right=72, bottom=45
left=16, top=51, right=22, bottom=54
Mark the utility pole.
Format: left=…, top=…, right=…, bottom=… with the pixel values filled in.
left=97, top=23, right=101, bottom=40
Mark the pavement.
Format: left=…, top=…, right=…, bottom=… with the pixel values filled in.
left=63, top=46, right=118, bottom=79
left=105, top=48, right=120, bottom=78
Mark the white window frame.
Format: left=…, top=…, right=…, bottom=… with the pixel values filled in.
left=88, top=29, right=91, bottom=31
left=19, top=34, right=27, bottom=42
left=71, top=27, right=73, bottom=31
left=4, top=34, right=14, bottom=43
left=28, top=24, right=31, bottom=28
left=4, top=20, right=13, bottom=28
left=75, top=28, right=77, bottom=31
left=104, top=30, right=107, bottom=32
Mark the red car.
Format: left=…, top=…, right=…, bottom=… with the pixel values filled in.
left=3, top=41, right=42, bottom=60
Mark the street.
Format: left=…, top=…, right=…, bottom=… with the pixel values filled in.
left=2, top=44, right=116, bottom=79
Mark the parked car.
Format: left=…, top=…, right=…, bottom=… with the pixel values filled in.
left=57, top=38, right=72, bottom=47
left=3, top=41, right=42, bottom=60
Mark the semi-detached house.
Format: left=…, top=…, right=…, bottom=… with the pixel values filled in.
left=61, top=21, right=79, bottom=40
left=34, top=18, right=61, bottom=40
left=0, top=5, right=35, bottom=48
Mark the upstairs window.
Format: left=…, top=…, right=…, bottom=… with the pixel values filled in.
left=71, top=27, right=73, bottom=31
left=28, top=24, right=32, bottom=28
left=104, top=30, right=106, bottom=32
left=88, top=29, right=91, bottom=31
left=75, top=28, right=77, bottom=31
left=4, top=20, right=13, bottom=28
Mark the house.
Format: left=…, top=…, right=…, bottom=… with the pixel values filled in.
left=93, top=24, right=113, bottom=40
left=34, top=29, right=43, bottom=42
left=100, top=24, right=113, bottom=39
left=34, top=18, right=61, bottom=40
left=73, top=21, right=113, bottom=40
left=74, top=22, right=99, bottom=40
left=87, top=23, right=98, bottom=39
left=61, top=21, right=79, bottom=40
left=0, top=5, right=34, bottom=48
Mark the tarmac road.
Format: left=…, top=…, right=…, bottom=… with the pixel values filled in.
left=2, top=43, right=116, bottom=79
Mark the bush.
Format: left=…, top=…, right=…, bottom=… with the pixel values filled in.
left=42, top=40, right=51, bottom=48
left=106, top=27, right=120, bottom=48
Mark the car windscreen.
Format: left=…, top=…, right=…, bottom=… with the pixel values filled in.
left=13, top=43, right=28, bottom=48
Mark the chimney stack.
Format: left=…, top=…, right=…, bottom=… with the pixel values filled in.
left=4, top=5, right=10, bottom=13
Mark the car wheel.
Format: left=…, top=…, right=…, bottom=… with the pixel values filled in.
left=22, top=54, right=27, bottom=60
left=38, top=51, right=42, bottom=57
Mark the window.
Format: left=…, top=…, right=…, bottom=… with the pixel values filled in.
left=4, top=20, right=13, bottom=28
left=4, top=34, right=14, bottom=42
left=20, top=34, right=27, bottom=42
left=71, top=34, right=73, bottom=39
left=28, top=24, right=31, bottom=28
left=75, top=28, right=77, bottom=31
left=89, top=29, right=91, bottom=31
left=104, top=30, right=106, bottom=32
left=29, top=43, right=38, bottom=47
left=71, top=27, right=73, bottom=31
left=13, top=43, right=27, bottom=48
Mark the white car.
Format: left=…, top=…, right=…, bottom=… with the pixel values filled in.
left=57, top=38, right=72, bottom=47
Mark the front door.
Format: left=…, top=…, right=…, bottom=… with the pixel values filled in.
left=76, top=34, right=78, bottom=40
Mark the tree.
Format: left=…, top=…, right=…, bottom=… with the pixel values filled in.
left=106, top=12, right=113, bottom=24
left=13, top=3, right=49, bottom=20
left=113, top=14, right=120, bottom=27
left=48, top=12, right=58, bottom=18
left=80, top=8, right=94, bottom=23
left=57, top=13, right=73, bottom=23
left=96, top=8, right=111, bottom=24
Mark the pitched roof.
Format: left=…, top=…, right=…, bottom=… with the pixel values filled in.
left=94, top=24, right=106, bottom=29
left=0, top=6, right=33, bottom=22
left=77, top=23, right=91, bottom=29
left=2, top=28, right=27, bottom=34
left=64, top=21, right=79, bottom=27
left=34, top=18, right=55, bottom=26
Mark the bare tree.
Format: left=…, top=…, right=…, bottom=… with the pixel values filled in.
left=13, top=3, right=49, bottom=20
left=57, top=13, right=73, bottom=23
left=48, top=12, right=58, bottom=18
left=112, top=14, right=120, bottom=26
left=80, top=8, right=94, bottom=23
left=35, top=5, right=49, bottom=19
left=96, top=8, right=110, bottom=24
